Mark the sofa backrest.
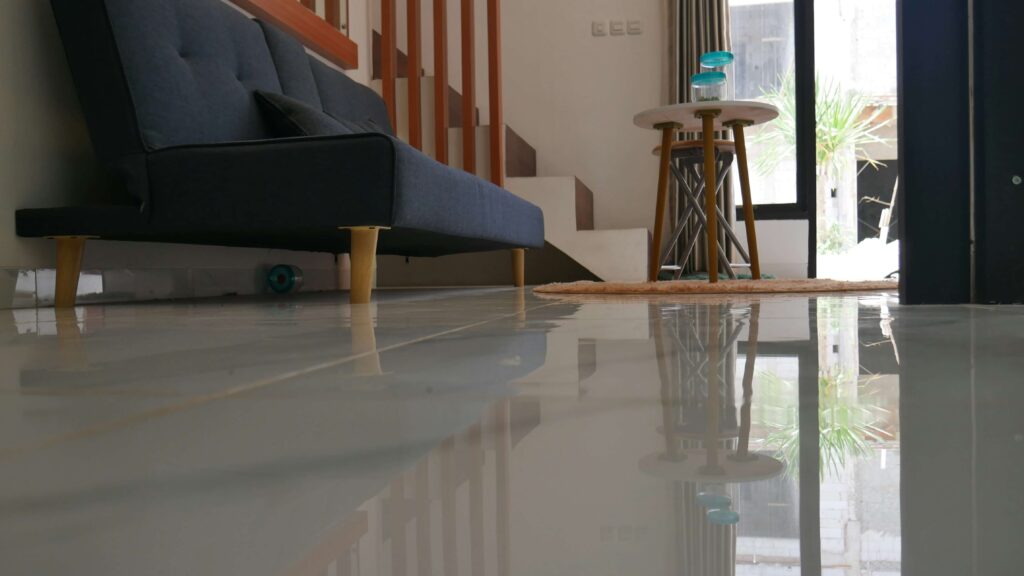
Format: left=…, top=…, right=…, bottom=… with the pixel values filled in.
left=51, top=0, right=392, bottom=179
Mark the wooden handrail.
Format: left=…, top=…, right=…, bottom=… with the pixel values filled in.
left=487, top=0, right=503, bottom=187
left=433, top=0, right=449, bottom=164
left=229, top=0, right=358, bottom=69
left=381, top=0, right=398, bottom=130
left=407, top=0, right=423, bottom=149
left=460, top=0, right=477, bottom=174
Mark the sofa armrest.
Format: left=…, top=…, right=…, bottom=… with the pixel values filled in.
left=146, top=134, right=399, bottom=230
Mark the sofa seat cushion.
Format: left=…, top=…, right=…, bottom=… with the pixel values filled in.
left=17, top=134, right=544, bottom=254
left=389, top=139, right=545, bottom=250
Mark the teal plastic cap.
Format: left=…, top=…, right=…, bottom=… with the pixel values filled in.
left=707, top=508, right=740, bottom=525
left=700, top=51, right=735, bottom=68
left=691, top=71, right=727, bottom=87
left=696, top=492, right=733, bottom=509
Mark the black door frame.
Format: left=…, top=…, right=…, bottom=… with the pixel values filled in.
left=794, top=0, right=817, bottom=279
left=896, top=0, right=973, bottom=304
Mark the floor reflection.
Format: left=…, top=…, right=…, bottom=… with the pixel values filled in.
left=269, top=294, right=907, bottom=576
left=2, top=290, right=1021, bottom=575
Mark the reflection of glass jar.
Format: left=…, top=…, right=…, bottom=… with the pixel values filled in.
left=699, top=51, right=735, bottom=100
left=691, top=71, right=727, bottom=102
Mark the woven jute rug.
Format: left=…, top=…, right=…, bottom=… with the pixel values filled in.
left=534, top=279, right=898, bottom=296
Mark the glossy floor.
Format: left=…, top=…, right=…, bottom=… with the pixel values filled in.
left=1, top=288, right=1022, bottom=576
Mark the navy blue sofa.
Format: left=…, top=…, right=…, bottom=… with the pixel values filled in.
left=17, top=0, right=544, bottom=305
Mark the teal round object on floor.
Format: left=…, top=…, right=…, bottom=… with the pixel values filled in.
left=707, top=508, right=740, bottom=525
left=696, top=492, right=732, bottom=509
left=267, top=265, right=303, bottom=294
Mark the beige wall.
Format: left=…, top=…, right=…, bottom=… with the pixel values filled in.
left=0, top=0, right=99, bottom=269
left=502, top=0, right=669, bottom=233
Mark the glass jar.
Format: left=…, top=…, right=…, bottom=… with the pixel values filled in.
left=691, top=71, right=727, bottom=102
left=699, top=50, right=735, bottom=100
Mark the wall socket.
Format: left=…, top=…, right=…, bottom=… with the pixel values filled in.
left=609, top=20, right=625, bottom=36
left=627, top=20, right=643, bottom=35
left=592, top=21, right=607, bottom=37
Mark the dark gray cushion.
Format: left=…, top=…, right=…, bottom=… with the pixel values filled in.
left=18, top=134, right=545, bottom=253
left=255, top=91, right=353, bottom=137
left=101, top=0, right=282, bottom=148
left=257, top=21, right=323, bottom=109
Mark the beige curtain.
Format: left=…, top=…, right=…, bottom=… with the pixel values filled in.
left=673, top=0, right=734, bottom=276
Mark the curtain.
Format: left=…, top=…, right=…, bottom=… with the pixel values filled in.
left=672, top=0, right=734, bottom=276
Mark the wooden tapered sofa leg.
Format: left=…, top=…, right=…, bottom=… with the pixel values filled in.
left=512, top=249, right=526, bottom=288
left=54, top=237, right=87, bottom=308
left=349, top=227, right=380, bottom=305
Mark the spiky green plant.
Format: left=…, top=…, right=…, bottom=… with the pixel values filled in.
left=752, top=69, right=890, bottom=183
left=760, top=370, right=890, bottom=480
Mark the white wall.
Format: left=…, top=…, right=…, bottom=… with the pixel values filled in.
left=0, top=0, right=99, bottom=270
left=735, top=220, right=809, bottom=279
left=502, top=0, right=669, bottom=233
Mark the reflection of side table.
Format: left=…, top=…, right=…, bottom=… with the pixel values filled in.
left=634, top=102, right=779, bottom=282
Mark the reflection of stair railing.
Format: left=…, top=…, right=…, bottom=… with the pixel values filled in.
left=283, top=399, right=529, bottom=576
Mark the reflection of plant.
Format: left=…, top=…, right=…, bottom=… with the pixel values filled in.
left=753, top=69, right=890, bottom=182
left=761, top=370, right=890, bottom=480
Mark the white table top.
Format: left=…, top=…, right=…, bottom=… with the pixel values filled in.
left=634, top=101, right=780, bottom=131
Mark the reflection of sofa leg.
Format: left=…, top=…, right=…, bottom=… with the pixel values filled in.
left=55, top=237, right=87, bottom=308
left=511, top=249, right=526, bottom=288
left=349, top=227, right=380, bottom=305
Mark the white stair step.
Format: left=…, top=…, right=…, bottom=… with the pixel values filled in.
left=507, top=177, right=648, bottom=282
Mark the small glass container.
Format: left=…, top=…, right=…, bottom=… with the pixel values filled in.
left=691, top=71, right=727, bottom=102
left=700, top=50, right=736, bottom=100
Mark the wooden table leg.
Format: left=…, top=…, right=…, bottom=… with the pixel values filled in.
left=729, top=120, right=761, bottom=279
left=650, top=123, right=679, bottom=282
left=699, top=111, right=720, bottom=283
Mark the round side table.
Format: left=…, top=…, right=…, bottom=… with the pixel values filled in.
left=634, top=101, right=779, bottom=283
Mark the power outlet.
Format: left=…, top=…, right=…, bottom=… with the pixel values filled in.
left=592, top=21, right=607, bottom=37
left=627, top=20, right=643, bottom=35
left=609, top=20, right=626, bottom=36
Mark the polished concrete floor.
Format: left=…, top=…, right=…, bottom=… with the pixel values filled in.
left=1, top=288, right=1022, bottom=576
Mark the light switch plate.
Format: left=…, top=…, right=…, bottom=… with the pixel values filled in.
left=627, top=20, right=643, bottom=35
left=592, top=21, right=607, bottom=37
left=609, top=20, right=625, bottom=36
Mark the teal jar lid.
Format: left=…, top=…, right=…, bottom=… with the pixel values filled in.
left=696, top=492, right=732, bottom=509
left=707, top=508, right=740, bottom=525
left=700, top=51, right=735, bottom=68
left=691, top=71, right=726, bottom=87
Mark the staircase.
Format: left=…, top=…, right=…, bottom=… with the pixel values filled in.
left=370, top=74, right=649, bottom=284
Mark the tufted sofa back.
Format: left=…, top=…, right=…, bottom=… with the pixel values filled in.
left=51, top=0, right=391, bottom=196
